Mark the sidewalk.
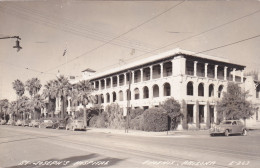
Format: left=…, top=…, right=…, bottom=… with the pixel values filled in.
left=86, top=127, right=209, bottom=137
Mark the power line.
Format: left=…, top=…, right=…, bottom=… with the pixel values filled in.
left=94, top=8, right=260, bottom=72
left=42, top=1, right=185, bottom=73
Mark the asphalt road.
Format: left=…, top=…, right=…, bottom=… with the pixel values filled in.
left=0, top=125, right=259, bottom=168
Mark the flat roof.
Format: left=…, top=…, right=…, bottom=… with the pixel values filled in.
left=84, top=48, right=245, bottom=81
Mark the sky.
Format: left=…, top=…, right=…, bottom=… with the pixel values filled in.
left=0, top=0, right=260, bottom=101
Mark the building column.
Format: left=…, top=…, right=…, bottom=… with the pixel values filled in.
left=104, top=79, right=107, bottom=89
left=224, top=66, right=227, bottom=80
left=241, top=70, right=244, bottom=83
left=124, top=73, right=127, bottom=85
left=140, top=68, right=143, bottom=82
left=233, top=68, right=236, bottom=82
left=94, top=81, right=96, bottom=89
left=150, top=66, right=153, bottom=80
left=67, top=97, right=71, bottom=115
left=160, top=63, right=163, bottom=78
left=204, top=105, right=208, bottom=124
left=214, top=65, right=218, bottom=80
left=110, top=77, right=113, bottom=87
left=117, top=75, right=119, bottom=86
left=214, top=105, right=217, bottom=123
left=205, top=63, right=208, bottom=78
left=194, top=61, right=198, bottom=76
left=99, top=80, right=101, bottom=90
left=193, top=104, right=197, bottom=124
left=171, top=59, right=174, bottom=76
left=132, top=71, right=135, bottom=84
left=104, top=93, right=107, bottom=104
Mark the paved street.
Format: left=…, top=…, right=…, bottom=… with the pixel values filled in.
left=0, top=126, right=260, bottom=168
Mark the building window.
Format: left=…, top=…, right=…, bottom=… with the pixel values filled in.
left=153, top=85, right=159, bottom=97
left=199, top=105, right=204, bottom=123
left=256, top=84, right=260, bottom=98
left=187, top=82, right=193, bottom=96
left=143, top=86, right=149, bottom=99
left=112, top=92, right=116, bottom=102
left=209, top=84, right=214, bottom=97
left=119, top=91, right=123, bottom=101
left=218, top=85, right=224, bottom=98
left=198, top=83, right=204, bottom=97
left=134, top=88, right=140, bottom=100
left=106, top=93, right=110, bottom=103
left=100, top=94, right=104, bottom=104
left=187, top=105, right=193, bottom=123
left=163, top=83, right=171, bottom=96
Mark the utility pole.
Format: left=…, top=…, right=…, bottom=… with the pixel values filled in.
left=0, top=36, right=22, bottom=52
left=126, top=70, right=132, bottom=133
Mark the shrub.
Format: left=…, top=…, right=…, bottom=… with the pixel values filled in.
left=105, top=103, right=124, bottom=129
left=89, top=115, right=98, bottom=127
left=130, top=114, right=144, bottom=130
left=130, top=108, right=144, bottom=119
left=95, top=114, right=107, bottom=128
left=143, top=107, right=167, bottom=132
left=161, top=98, right=182, bottom=130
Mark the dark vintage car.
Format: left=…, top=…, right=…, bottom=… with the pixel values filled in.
left=39, top=120, right=54, bottom=128
left=66, top=119, right=86, bottom=131
left=209, top=120, right=248, bottom=137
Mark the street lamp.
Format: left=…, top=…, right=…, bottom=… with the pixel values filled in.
left=0, top=36, right=22, bottom=52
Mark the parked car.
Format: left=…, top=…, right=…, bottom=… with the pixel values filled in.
left=15, top=120, right=23, bottom=126
left=39, top=120, right=54, bottom=128
left=7, top=119, right=16, bottom=126
left=22, top=120, right=30, bottom=127
left=29, top=120, right=40, bottom=127
left=0, top=120, right=7, bottom=125
left=209, top=120, right=247, bottom=136
left=53, top=120, right=66, bottom=129
left=66, top=119, right=86, bottom=131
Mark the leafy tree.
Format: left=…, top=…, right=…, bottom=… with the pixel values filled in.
left=0, top=99, right=9, bottom=120
left=12, top=79, right=25, bottom=120
left=217, top=82, right=255, bottom=125
left=161, top=98, right=182, bottom=130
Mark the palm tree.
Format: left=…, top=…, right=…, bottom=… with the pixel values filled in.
left=12, top=79, right=25, bottom=120
left=74, top=80, right=95, bottom=126
left=25, top=78, right=42, bottom=97
left=25, top=78, right=42, bottom=119
left=42, top=80, right=56, bottom=118
left=52, top=75, right=71, bottom=119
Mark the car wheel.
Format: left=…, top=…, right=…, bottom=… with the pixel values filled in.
left=225, top=130, right=229, bottom=137
left=242, top=129, right=247, bottom=136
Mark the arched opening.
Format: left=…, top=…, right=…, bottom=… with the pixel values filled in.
left=153, top=84, right=159, bottom=98
left=106, top=93, right=110, bottom=103
left=95, top=95, right=98, bottom=104
left=218, top=85, right=224, bottom=98
left=163, top=83, right=171, bottom=96
left=143, top=86, right=149, bottom=99
left=134, top=88, right=140, bottom=100
left=256, top=84, right=260, bottom=98
left=187, top=82, right=193, bottom=96
left=209, top=84, right=214, bottom=97
left=126, top=89, right=131, bottom=100
left=100, top=94, right=104, bottom=104
left=112, top=92, right=116, bottom=102
left=198, top=83, right=204, bottom=97
left=119, top=90, right=123, bottom=101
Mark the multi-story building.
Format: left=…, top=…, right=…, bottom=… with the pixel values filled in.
left=66, top=48, right=260, bottom=129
